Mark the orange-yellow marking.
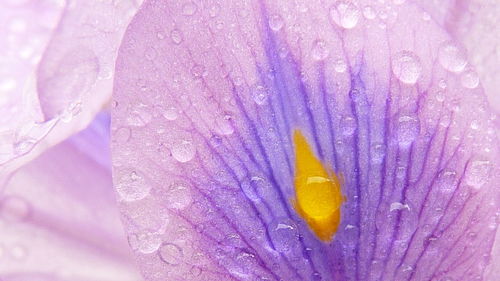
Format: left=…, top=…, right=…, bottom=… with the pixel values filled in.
left=292, top=130, right=344, bottom=242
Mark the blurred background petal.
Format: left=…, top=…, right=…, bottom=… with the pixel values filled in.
left=0, top=113, right=143, bottom=281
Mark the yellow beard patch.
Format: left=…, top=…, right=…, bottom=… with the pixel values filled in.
left=292, top=130, right=344, bottom=242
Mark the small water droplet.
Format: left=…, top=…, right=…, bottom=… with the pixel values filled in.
left=269, top=14, right=284, bottom=31
left=127, top=104, right=153, bottom=127
left=172, top=140, right=196, bottom=163
left=114, top=127, right=131, bottom=143
left=438, top=41, right=467, bottom=73
left=334, top=59, right=347, bottom=73
left=209, top=4, right=221, bottom=17
left=170, top=29, right=183, bottom=45
left=397, top=114, right=420, bottom=147
left=252, top=85, right=268, bottom=105
left=311, top=39, right=329, bottom=61
left=460, top=68, right=479, bottom=89
left=159, top=243, right=183, bottom=265
left=422, top=12, right=431, bottom=21
left=436, top=170, right=457, bottom=193
left=438, top=79, right=447, bottom=89
left=163, top=106, right=178, bottom=120
left=371, top=143, right=386, bottom=164
left=190, top=266, right=202, bottom=277
left=116, top=170, right=151, bottom=201
left=465, top=160, right=491, bottom=190
left=182, top=2, right=197, bottom=16
left=341, top=116, right=357, bottom=136
left=191, top=64, right=206, bottom=78
left=157, top=31, right=165, bottom=40
left=165, top=184, right=192, bottom=210
left=390, top=202, right=410, bottom=212
left=129, top=231, right=162, bottom=254
left=215, top=114, right=234, bottom=135
left=363, top=6, right=376, bottom=19
left=269, top=218, right=300, bottom=254
left=391, top=51, right=422, bottom=84
left=0, top=196, right=30, bottom=222
left=329, top=1, right=360, bottom=29
left=393, top=0, right=406, bottom=4
left=144, top=47, right=157, bottom=60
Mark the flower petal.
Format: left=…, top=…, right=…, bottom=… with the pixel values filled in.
left=0, top=113, right=142, bottom=281
left=0, top=0, right=142, bottom=177
left=112, top=1, right=499, bottom=280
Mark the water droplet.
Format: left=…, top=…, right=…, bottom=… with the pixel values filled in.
left=157, top=31, right=165, bottom=40
left=438, top=79, right=447, bottom=89
left=334, top=59, right=347, bottom=72
left=182, top=2, right=197, bottom=16
left=393, top=0, right=406, bottom=4
left=390, top=202, right=410, bottom=212
left=0, top=196, right=30, bottom=222
left=190, top=266, right=202, bottom=277
left=215, top=114, right=234, bottom=135
left=116, top=170, right=151, bottom=201
left=391, top=51, right=422, bottom=84
left=165, top=184, right=192, bottom=210
left=363, top=6, right=376, bottom=19
left=159, top=243, right=183, bottom=265
left=127, top=104, right=153, bottom=127
left=191, top=64, right=206, bottom=78
left=209, top=4, right=221, bottom=17
left=460, top=68, right=479, bottom=89
left=172, top=140, right=196, bottom=162
left=114, top=127, right=131, bottom=143
left=329, top=1, right=360, bottom=29
left=268, top=14, right=284, bottom=31
left=397, top=115, right=420, bottom=147
left=171, top=29, right=183, bottom=45
left=341, top=116, right=357, bottom=136
left=436, top=170, right=457, bottom=193
left=129, top=231, right=162, bottom=254
left=465, top=160, right=491, bottom=190
left=269, top=218, right=300, bottom=254
left=371, top=143, right=386, bottom=164
left=144, top=47, right=157, bottom=60
left=252, top=85, right=268, bottom=105
left=163, top=106, right=178, bottom=120
left=438, top=41, right=467, bottom=73
left=422, top=12, right=431, bottom=21
left=311, top=39, right=329, bottom=61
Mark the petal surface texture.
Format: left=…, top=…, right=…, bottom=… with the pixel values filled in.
left=111, top=0, right=500, bottom=280
left=0, top=113, right=143, bottom=281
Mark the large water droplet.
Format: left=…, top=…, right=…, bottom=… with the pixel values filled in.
left=269, top=218, right=300, bottom=254
left=268, top=14, right=284, bottom=31
left=172, top=140, right=196, bottom=162
left=165, top=184, right=192, bottom=210
left=0, top=196, right=30, bottom=222
left=438, top=41, right=467, bottom=73
left=170, top=29, right=184, bottom=45
left=460, top=68, right=479, bottom=89
left=329, top=1, right=360, bottom=29
left=464, top=160, right=491, bottom=190
left=397, top=115, right=420, bottom=147
left=116, top=170, right=151, bottom=201
left=159, top=242, right=183, bottom=265
left=391, top=51, right=422, bottom=84
left=311, top=39, right=329, bottom=61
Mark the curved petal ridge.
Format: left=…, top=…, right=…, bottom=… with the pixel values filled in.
left=111, top=1, right=500, bottom=280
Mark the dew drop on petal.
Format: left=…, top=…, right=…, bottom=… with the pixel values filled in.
left=341, top=116, right=357, bottom=136
left=163, top=106, right=178, bottom=120
left=159, top=243, right=183, bottom=265
left=0, top=196, right=30, bottom=222
left=460, top=68, right=479, bottom=89
left=171, top=140, right=196, bottom=163
left=334, top=59, right=347, bottom=73
left=396, top=114, right=420, bottom=147
left=129, top=231, right=162, bottom=254
left=390, top=202, right=410, bottom=212
left=391, top=51, right=422, bottom=84
left=438, top=41, right=467, bottom=73
left=116, top=170, right=151, bottom=201
left=269, top=218, right=300, bottom=254
left=165, top=184, right=192, bottom=210
left=311, top=39, right=329, bottom=61
left=363, top=6, right=376, bottom=20
left=329, top=1, right=360, bottom=29
left=182, top=2, right=197, bottom=16
left=268, top=14, right=284, bottom=31
left=252, top=85, right=268, bottom=105
left=215, top=114, right=234, bottom=135
left=464, top=160, right=491, bottom=190
left=191, top=64, right=206, bottom=78
left=170, top=29, right=184, bottom=45
left=114, top=127, right=131, bottom=143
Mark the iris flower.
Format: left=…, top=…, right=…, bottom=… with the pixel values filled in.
left=0, top=0, right=498, bottom=280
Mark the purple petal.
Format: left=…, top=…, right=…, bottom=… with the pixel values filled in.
left=111, top=1, right=499, bottom=280
left=0, top=113, right=142, bottom=281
